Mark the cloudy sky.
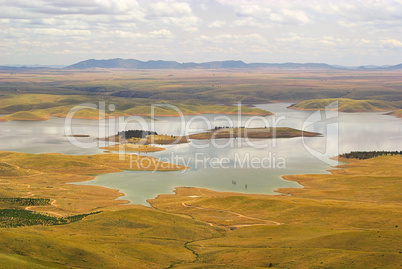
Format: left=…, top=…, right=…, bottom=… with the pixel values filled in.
left=1, top=0, right=402, bottom=66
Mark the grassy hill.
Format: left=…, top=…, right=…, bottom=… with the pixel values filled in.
left=0, top=151, right=215, bottom=268
left=0, top=209, right=220, bottom=268
left=189, top=127, right=321, bottom=139
left=0, top=111, right=49, bottom=121
left=0, top=151, right=187, bottom=216
left=0, top=94, right=270, bottom=121
left=289, top=98, right=399, bottom=112
left=0, top=151, right=401, bottom=268
left=1, top=69, right=402, bottom=105
left=388, top=109, right=402, bottom=118
left=149, top=155, right=402, bottom=268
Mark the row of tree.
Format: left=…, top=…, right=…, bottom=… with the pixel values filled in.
left=0, top=209, right=101, bottom=228
left=214, top=126, right=245, bottom=129
left=339, top=151, right=402, bottom=160
left=118, top=130, right=158, bottom=139
left=0, top=197, right=50, bottom=206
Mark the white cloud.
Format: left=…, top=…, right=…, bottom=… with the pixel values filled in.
left=199, top=33, right=266, bottom=44
left=319, top=40, right=336, bottom=46
left=217, top=0, right=312, bottom=27
left=381, top=39, right=402, bottom=48
left=146, top=1, right=200, bottom=31
left=281, top=9, right=310, bottom=24
left=149, top=29, right=174, bottom=39
left=158, top=16, right=200, bottom=31
left=311, top=0, right=402, bottom=28
left=218, top=0, right=402, bottom=28
left=148, top=1, right=192, bottom=17
left=275, top=33, right=311, bottom=43
left=113, top=30, right=143, bottom=39
left=208, top=20, right=226, bottom=28
left=32, top=28, right=91, bottom=36
left=1, top=0, right=402, bottom=65
left=199, top=3, right=208, bottom=11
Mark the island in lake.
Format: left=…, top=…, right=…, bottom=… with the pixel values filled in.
left=0, top=67, right=401, bottom=269
left=188, top=126, right=321, bottom=139
left=99, top=127, right=322, bottom=152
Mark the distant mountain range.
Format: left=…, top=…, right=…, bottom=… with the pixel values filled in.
left=0, top=66, right=48, bottom=71
left=62, top=59, right=342, bottom=70
left=63, top=59, right=402, bottom=70
left=1, top=59, right=402, bottom=71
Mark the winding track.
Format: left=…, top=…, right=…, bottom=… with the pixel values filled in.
left=180, top=189, right=282, bottom=227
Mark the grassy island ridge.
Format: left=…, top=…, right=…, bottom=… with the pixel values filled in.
left=0, top=153, right=401, bottom=268
left=188, top=127, right=321, bottom=140
left=289, top=98, right=399, bottom=112
left=388, top=109, right=402, bottom=119
left=100, top=127, right=319, bottom=152
left=1, top=69, right=402, bottom=121
left=0, top=93, right=271, bottom=121
left=100, top=143, right=166, bottom=152
left=1, top=69, right=402, bottom=268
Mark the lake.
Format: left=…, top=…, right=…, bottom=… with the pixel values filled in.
left=1, top=103, right=401, bottom=205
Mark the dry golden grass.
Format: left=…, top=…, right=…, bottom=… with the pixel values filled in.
left=1, top=69, right=402, bottom=121
left=188, top=127, right=321, bottom=140
left=100, top=143, right=166, bottom=152
left=388, top=109, right=402, bottom=118
left=0, top=150, right=219, bottom=268
left=0, top=151, right=187, bottom=216
left=103, top=134, right=189, bottom=145
left=0, top=153, right=401, bottom=268
left=146, top=134, right=189, bottom=144
left=149, top=155, right=402, bottom=268
left=290, top=98, right=399, bottom=112
left=0, top=93, right=270, bottom=121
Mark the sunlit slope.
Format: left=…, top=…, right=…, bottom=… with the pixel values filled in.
left=0, top=209, right=220, bottom=269
left=2, top=69, right=402, bottom=103
left=0, top=94, right=270, bottom=121
left=388, top=109, right=402, bottom=118
left=149, top=155, right=402, bottom=268
left=188, top=127, right=321, bottom=139
left=0, top=111, right=49, bottom=121
left=0, top=151, right=187, bottom=216
left=0, top=152, right=401, bottom=268
left=290, top=98, right=398, bottom=112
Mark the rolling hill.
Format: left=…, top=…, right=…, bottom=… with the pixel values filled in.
left=289, top=98, right=399, bottom=112
left=388, top=109, right=402, bottom=118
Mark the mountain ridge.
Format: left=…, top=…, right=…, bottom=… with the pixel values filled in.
left=1, top=59, right=402, bottom=70
left=64, top=58, right=402, bottom=70
left=64, top=58, right=341, bottom=70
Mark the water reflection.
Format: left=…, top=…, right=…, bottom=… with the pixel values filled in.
left=1, top=103, right=401, bottom=206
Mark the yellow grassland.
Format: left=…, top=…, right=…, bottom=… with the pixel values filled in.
left=100, top=143, right=166, bottom=152
left=0, top=153, right=400, bottom=268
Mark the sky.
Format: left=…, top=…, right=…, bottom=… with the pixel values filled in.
left=1, top=0, right=402, bottom=66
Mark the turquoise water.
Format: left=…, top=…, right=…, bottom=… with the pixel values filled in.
left=1, top=103, right=401, bottom=205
